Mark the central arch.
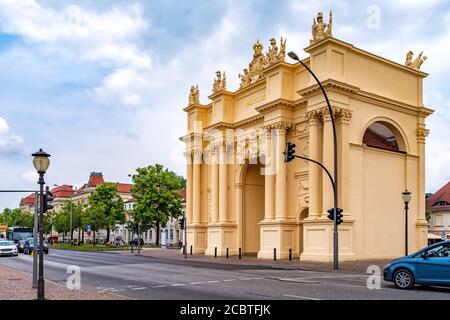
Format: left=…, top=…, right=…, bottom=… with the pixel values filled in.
left=243, top=164, right=265, bottom=255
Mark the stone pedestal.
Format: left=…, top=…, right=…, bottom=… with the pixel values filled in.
left=205, top=223, right=238, bottom=256
left=300, top=218, right=356, bottom=262
left=258, top=221, right=299, bottom=259
left=186, top=224, right=207, bottom=254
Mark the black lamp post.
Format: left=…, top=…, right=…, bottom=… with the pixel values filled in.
left=402, top=190, right=411, bottom=256
left=287, top=51, right=339, bottom=270
left=32, top=148, right=50, bottom=300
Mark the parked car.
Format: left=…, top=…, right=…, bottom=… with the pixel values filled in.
left=129, top=238, right=144, bottom=246
left=384, top=240, right=450, bottom=289
left=23, top=238, right=49, bottom=255
left=16, top=239, right=26, bottom=253
left=0, top=240, right=18, bottom=256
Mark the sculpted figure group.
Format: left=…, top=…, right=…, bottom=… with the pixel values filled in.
left=238, top=37, right=287, bottom=89
left=405, top=51, right=427, bottom=71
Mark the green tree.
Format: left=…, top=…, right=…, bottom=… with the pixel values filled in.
left=59, top=200, right=85, bottom=244
left=130, top=164, right=185, bottom=246
left=88, top=183, right=125, bottom=246
left=0, top=208, right=33, bottom=228
left=53, top=209, right=70, bottom=241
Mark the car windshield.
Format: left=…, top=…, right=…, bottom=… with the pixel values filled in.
left=0, top=241, right=15, bottom=246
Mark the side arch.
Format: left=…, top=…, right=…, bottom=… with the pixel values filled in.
left=360, top=116, right=410, bottom=153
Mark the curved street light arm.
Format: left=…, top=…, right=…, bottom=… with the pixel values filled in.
left=293, top=155, right=336, bottom=196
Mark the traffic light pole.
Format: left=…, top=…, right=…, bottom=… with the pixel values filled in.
left=288, top=52, right=339, bottom=270
left=32, top=191, right=38, bottom=289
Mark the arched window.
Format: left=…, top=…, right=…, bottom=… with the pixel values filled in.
left=363, top=122, right=405, bottom=153
left=433, top=201, right=450, bottom=207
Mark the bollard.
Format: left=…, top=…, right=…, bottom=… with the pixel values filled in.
left=238, top=248, right=242, bottom=260
left=226, top=248, right=229, bottom=259
left=190, top=245, right=193, bottom=255
left=274, top=248, right=277, bottom=261
left=289, top=248, right=292, bottom=261
left=214, top=247, right=217, bottom=258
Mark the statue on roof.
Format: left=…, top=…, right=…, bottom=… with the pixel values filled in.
left=212, top=71, right=227, bottom=94
left=311, top=10, right=333, bottom=44
left=405, top=51, right=427, bottom=70
left=188, top=85, right=200, bottom=105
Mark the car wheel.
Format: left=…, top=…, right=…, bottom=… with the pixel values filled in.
left=393, top=269, right=415, bottom=290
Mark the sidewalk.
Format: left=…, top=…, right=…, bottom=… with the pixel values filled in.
left=0, top=265, right=128, bottom=300
left=115, top=248, right=391, bottom=274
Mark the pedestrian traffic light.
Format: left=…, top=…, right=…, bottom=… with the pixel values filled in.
left=42, top=186, right=54, bottom=213
left=284, top=142, right=296, bottom=162
left=327, top=208, right=344, bottom=225
left=179, top=218, right=185, bottom=230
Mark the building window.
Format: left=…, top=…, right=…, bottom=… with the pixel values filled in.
left=363, top=122, right=405, bottom=153
left=435, top=215, right=444, bottom=227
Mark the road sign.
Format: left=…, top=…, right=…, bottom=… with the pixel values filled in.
left=86, top=224, right=91, bottom=230
left=86, top=231, right=92, bottom=236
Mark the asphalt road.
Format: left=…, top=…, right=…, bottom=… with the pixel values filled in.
left=1, top=249, right=449, bottom=300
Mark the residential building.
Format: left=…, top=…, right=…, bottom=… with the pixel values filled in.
left=426, top=181, right=450, bottom=240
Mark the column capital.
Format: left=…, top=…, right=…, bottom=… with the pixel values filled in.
left=417, top=127, right=430, bottom=144
left=306, top=109, right=322, bottom=126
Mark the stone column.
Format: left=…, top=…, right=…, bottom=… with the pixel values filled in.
left=210, top=147, right=219, bottom=223
left=307, top=110, right=322, bottom=219
left=192, top=149, right=202, bottom=224
left=219, top=142, right=228, bottom=222
left=337, top=109, right=352, bottom=213
left=321, top=108, right=334, bottom=215
left=275, top=123, right=289, bottom=220
left=417, top=126, right=430, bottom=221
left=264, top=128, right=275, bottom=221
left=185, top=152, right=193, bottom=223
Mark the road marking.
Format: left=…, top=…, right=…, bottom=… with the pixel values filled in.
left=131, top=287, right=148, bottom=291
left=171, top=283, right=187, bottom=287
left=283, top=294, right=322, bottom=300
left=189, top=282, right=204, bottom=285
left=207, top=280, right=220, bottom=283
left=222, top=279, right=236, bottom=282
left=151, top=285, right=167, bottom=288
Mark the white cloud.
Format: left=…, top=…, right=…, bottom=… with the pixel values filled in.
left=20, top=169, right=37, bottom=184
left=0, top=0, right=152, bottom=107
left=0, top=116, right=24, bottom=150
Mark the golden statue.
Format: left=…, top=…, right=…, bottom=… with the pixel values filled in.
left=188, top=85, right=200, bottom=105
left=405, top=51, right=427, bottom=70
left=213, top=71, right=227, bottom=93
left=311, top=10, right=332, bottom=44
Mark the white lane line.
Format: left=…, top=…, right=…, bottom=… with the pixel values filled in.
left=171, top=283, right=187, bottom=287
left=283, top=294, right=322, bottom=301
left=189, top=282, right=204, bottom=285
left=207, top=280, right=220, bottom=283
left=131, top=287, right=148, bottom=291
left=152, top=285, right=167, bottom=288
left=222, top=279, right=236, bottom=282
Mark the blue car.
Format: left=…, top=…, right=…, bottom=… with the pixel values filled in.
left=384, top=240, right=450, bottom=289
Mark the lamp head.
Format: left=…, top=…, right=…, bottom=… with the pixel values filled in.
left=288, top=51, right=300, bottom=61
left=32, top=148, right=51, bottom=174
left=401, top=190, right=412, bottom=204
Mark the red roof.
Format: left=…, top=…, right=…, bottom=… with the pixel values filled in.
left=87, top=172, right=105, bottom=187
left=177, top=188, right=186, bottom=200
left=51, top=185, right=74, bottom=198
left=20, top=193, right=36, bottom=206
left=426, top=181, right=450, bottom=209
left=116, top=183, right=133, bottom=193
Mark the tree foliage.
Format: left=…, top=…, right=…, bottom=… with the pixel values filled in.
left=0, top=208, right=34, bottom=228
left=130, top=164, right=185, bottom=245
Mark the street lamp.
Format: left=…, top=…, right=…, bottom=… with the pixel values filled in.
left=402, top=190, right=412, bottom=256
left=287, top=51, right=340, bottom=270
left=32, top=148, right=50, bottom=300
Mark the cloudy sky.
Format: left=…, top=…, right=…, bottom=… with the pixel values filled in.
left=0, top=0, right=449, bottom=210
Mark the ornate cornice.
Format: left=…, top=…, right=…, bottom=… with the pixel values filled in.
left=255, top=98, right=294, bottom=113
left=298, top=79, right=360, bottom=99
left=234, top=114, right=264, bottom=129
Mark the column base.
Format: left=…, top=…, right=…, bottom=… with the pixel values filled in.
left=300, top=219, right=356, bottom=262
left=186, top=224, right=207, bottom=254
left=205, top=223, right=238, bottom=256
left=257, top=220, right=299, bottom=260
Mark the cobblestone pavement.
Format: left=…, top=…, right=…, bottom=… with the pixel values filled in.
left=0, top=265, right=129, bottom=300
left=114, top=248, right=392, bottom=274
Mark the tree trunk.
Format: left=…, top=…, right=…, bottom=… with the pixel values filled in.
left=70, top=229, right=74, bottom=245
left=93, top=229, right=96, bottom=247
left=78, top=228, right=81, bottom=246
left=156, top=223, right=160, bottom=246
left=63, top=232, right=65, bottom=242
left=106, top=227, right=110, bottom=244
left=81, top=228, right=84, bottom=244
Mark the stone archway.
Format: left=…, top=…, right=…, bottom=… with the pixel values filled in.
left=242, top=164, right=265, bottom=255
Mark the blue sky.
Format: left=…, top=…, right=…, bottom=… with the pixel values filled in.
left=0, top=0, right=449, bottom=210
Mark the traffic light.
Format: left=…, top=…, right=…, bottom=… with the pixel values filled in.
left=179, top=218, right=185, bottom=230
left=284, top=142, right=296, bottom=163
left=42, top=186, right=54, bottom=213
left=327, top=208, right=344, bottom=225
